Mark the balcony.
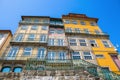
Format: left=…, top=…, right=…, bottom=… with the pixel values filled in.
left=47, top=40, right=69, bottom=50
left=10, top=38, right=48, bottom=46
left=65, top=30, right=109, bottom=38
left=19, top=20, right=49, bottom=25
left=46, top=59, right=72, bottom=63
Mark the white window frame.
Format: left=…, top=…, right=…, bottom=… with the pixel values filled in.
left=72, top=51, right=81, bottom=60
left=102, top=40, right=111, bottom=48
left=90, top=40, right=98, bottom=47
left=69, top=39, right=77, bottom=46
left=23, top=47, right=32, bottom=56
left=79, top=39, right=87, bottom=46
left=83, top=51, right=93, bottom=60
left=40, top=34, right=47, bottom=42
left=37, top=47, right=46, bottom=59
left=28, top=34, right=35, bottom=41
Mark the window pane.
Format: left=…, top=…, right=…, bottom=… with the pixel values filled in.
left=40, top=34, right=47, bottom=42
left=48, top=38, right=54, bottom=46
left=34, top=19, right=39, bottom=23
left=72, top=52, right=80, bottom=60
left=47, top=51, right=55, bottom=60
left=21, top=26, right=27, bottom=30
left=65, top=28, right=72, bottom=32
left=23, top=47, right=32, bottom=55
left=28, top=34, right=35, bottom=41
left=57, top=30, right=64, bottom=34
left=59, top=52, right=66, bottom=60
left=69, top=39, right=77, bottom=46
left=75, top=28, right=80, bottom=33
left=79, top=39, right=86, bottom=46
left=84, top=56, right=92, bottom=60
left=102, top=41, right=110, bottom=47
left=42, top=26, right=48, bottom=30
left=14, top=67, right=22, bottom=73
left=15, top=34, right=23, bottom=41
left=2, top=67, right=11, bottom=73
left=90, top=22, right=96, bottom=26
left=72, top=20, right=77, bottom=24
left=58, top=39, right=63, bottom=46
left=37, top=48, right=45, bottom=59
left=64, top=20, right=70, bottom=24
left=83, top=52, right=91, bottom=55
left=96, top=55, right=104, bottom=58
left=49, top=29, right=55, bottom=34
left=84, top=29, right=89, bottom=34
left=31, top=26, right=37, bottom=30
left=80, top=21, right=86, bottom=25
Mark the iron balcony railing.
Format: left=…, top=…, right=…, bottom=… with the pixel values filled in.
left=65, top=30, right=109, bottom=36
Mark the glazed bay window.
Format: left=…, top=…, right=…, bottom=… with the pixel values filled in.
left=31, top=26, right=37, bottom=30
left=37, top=48, right=46, bottom=59
left=59, top=52, right=66, bottom=60
left=40, top=34, right=47, bottom=42
left=58, top=39, right=64, bottom=46
left=72, top=52, right=81, bottom=60
left=79, top=39, right=87, bottom=46
left=90, top=40, right=97, bottom=47
left=48, top=38, right=54, bottom=46
left=102, top=40, right=111, bottom=48
left=42, top=26, right=48, bottom=30
left=75, top=28, right=80, bottom=33
left=23, top=47, right=32, bottom=56
left=15, top=34, right=23, bottom=42
left=84, top=29, right=89, bottom=34
left=47, top=51, right=55, bottom=60
left=80, top=21, right=86, bottom=25
left=21, top=26, right=27, bottom=30
left=7, top=47, right=19, bottom=60
left=83, top=52, right=92, bottom=60
left=69, top=39, right=77, bottom=46
left=28, top=34, right=35, bottom=41
left=65, top=28, right=72, bottom=32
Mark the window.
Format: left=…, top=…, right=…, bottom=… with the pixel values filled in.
left=72, top=20, right=77, bottom=24
left=34, top=19, right=39, bottom=23
left=31, top=26, right=37, bottom=30
left=80, top=21, right=86, bottom=25
left=48, top=38, right=54, bottom=46
left=47, top=51, right=55, bottom=60
left=21, top=26, right=27, bottom=30
left=75, top=28, right=80, bottom=33
left=49, top=29, right=55, bottom=34
left=42, top=26, right=48, bottom=30
left=69, top=39, right=77, bottom=46
left=79, top=39, right=87, bottom=46
left=102, top=40, right=111, bottom=48
left=65, top=28, right=72, bottom=32
left=25, top=19, right=31, bottom=22
left=28, top=34, right=35, bottom=41
left=90, top=40, right=97, bottom=47
left=43, top=19, right=49, bottom=23
left=90, top=22, right=96, bottom=26
left=13, top=67, right=22, bottom=73
left=56, top=21, right=63, bottom=25
left=57, top=29, right=64, bottom=34
left=64, top=20, right=70, bottom=24
left=72, top=52, right=81, bottom=60
left=84, top=29, right=89, bottom=34
left=15, top=34, right=23, bottom=41
left=40, top=34, right=47, bottom=42
left=23, top=47, right=32, bottom=56
left=96, top=54, right=104, bottom=58
left=7, top=47, right=19, bottom=60
left=1, top=66, right=11, bottom=73
left=83, top=52, right=92, bottom=60
left=59, top=52, right=66, bottom=60
left=58, top=39, right=63, bottom=46
left=95, top=30, right=100, bottom=34
left=0, top=34, right=4, bottom=40
left=37, top=48, right=45, bottom=59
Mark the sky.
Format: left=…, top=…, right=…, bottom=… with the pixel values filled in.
left=0, top=0, right=120, bottom=51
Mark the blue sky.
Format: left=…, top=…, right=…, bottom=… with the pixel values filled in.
left=0, top=0, right=120, bottom=51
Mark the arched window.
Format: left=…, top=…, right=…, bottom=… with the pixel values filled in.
left=13, top=67, right=22, bottom=73
left=1, top=66, right=11, bottom=73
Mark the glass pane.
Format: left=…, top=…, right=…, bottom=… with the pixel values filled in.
left=14, top=67, right=22, bottom=73
left=2, top=67, right=11, bottom=73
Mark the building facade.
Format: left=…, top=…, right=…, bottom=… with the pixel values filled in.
left=0, top=13, right=120, bottom=80
left=0, top=30, right=12, bottom=57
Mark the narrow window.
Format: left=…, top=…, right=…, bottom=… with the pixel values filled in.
left=48, top=38, right=54, bottom=46
left=47, top=51, right=55, bottom=60
left=72, top=52, right=81, bottom=60
left=83, top=52, right=92, bottom=60
left=102, top=40, right=111, bottom=48
left=79, top=39, right=87, bottom=46
left=28, top=34, right=35, bottom=41
left=80, top=21, right=86, bottom=25
left=40, top=34, right=47, bottom=42
left=7, top=47, right=19, bottom=60
left=31, top=26, right=37, bottom=30
left=15, top=34, right=23, bottom=42
left=23, top=47, right=32, bottom=56
left=37, top=48, right=45, bottom=59
left=59, top=52, right=66, bottom=60
left=69, top=39, right=77, bottom=46
left=58, top=39, right=64, bottom=46
left=90, top=40, right=97, bottom=47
